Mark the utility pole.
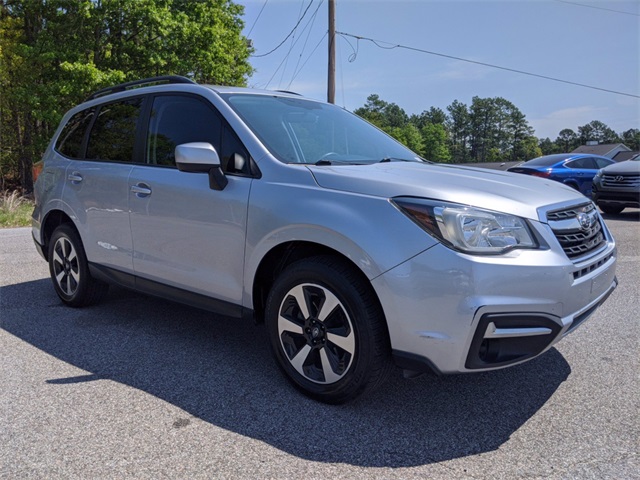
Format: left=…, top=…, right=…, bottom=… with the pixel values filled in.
left=327, top=0, right=336, bottom=104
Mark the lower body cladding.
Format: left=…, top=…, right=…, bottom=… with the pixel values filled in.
left=372, top=242, right=618, bottom=375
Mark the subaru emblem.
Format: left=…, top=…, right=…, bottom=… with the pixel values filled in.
left=577, top=212, right=591, bottom=231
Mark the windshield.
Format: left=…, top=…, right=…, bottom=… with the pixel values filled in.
left=222, top=94, right=422, bottom=165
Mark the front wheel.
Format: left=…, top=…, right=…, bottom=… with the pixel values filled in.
left=48, top=224, right=108, bottom=307
left=265, top=256, right=391, bottom=404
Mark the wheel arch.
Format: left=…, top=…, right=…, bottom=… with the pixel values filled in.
left=251, top=241, right=387, bottom=331
left=563, top=180, right=580, bottom=191
left=40, top=209, right=77, bottom=261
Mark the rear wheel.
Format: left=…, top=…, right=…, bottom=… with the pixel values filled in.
left=265, top=256, right=391, bottom=404
left=48, top=224, right=108, bottom=307
left=598, top=205, right=624, bottom=215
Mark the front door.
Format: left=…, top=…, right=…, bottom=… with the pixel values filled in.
left=128, top=94, right=252, bottom=306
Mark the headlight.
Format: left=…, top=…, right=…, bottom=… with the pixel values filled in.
left=392, top=198, right=538, bottom=254
left=594, top=169, right=604, bottom=180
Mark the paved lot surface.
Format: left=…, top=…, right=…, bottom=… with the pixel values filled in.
left=1, top=212, right=638, bottom=479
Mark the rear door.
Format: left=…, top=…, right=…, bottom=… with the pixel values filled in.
left=564, top=157, right=598, bottom=195
left=62, top=96, right=144, bottom=273
left=128, top=93, right=253, bottom=308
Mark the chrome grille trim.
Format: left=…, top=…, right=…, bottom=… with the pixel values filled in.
left=601, top=173, right=640, bottom=188
left=546, top=203, right=606, bottom=260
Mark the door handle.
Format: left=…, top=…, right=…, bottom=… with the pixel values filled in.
left=130, top=183, right=152, bottom=197
left=67, top=172, right=83, bottom=183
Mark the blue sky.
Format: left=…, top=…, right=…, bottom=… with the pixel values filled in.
left=239, top=0, right=639, bottom=140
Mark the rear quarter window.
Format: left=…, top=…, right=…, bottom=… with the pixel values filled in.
left=55, top=108, right=95, bottom=159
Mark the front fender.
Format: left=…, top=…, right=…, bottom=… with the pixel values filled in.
left=242, top=177, right=439, bottom=307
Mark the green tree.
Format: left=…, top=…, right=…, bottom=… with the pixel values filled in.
left=384, top=124, right=424, bottom=155
left=464, top=97, right=536, bottom=163
left=354, top=94, right=408, bottom=129
left=578, top=120, right=620, bottom=145
left=620, top=128, right=640, bottom=150
left=420, top=123, right=450, bottom=162
left=446, top=99, right=470, bottom=163
left=0, top=0, right=253, bottom=193
left=521, top=136, right=542, bottom=160
left=410, top=106, right=446, bottom=129
left=539, top=137, right=559, bottom=155
left=555, top=128, right=579, bottom=152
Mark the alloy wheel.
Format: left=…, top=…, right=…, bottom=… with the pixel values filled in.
left=277, top=283, right=355, bottom=384
left=52, top=236, right=80, bottom=296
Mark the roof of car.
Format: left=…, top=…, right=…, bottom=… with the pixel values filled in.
left=84, top=76, right=308, bottom=104
left=203, top=85, right=307, bottom=99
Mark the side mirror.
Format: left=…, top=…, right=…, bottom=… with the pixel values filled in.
left=175, top=142, right=228, bottom=191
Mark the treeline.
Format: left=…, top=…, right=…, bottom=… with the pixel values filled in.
left=538, top=122, right=640, bottom=155
left=354, top=94, right=640, bottom=163
left=0, top=0, right=252, bottom=193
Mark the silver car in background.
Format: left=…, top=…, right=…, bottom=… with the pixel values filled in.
left=32, top=77, right=618, bottom=403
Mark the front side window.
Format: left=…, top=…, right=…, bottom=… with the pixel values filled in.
left=86, top=97, right=143, bottom=162
left=55, top=108, right=95, bottom=159
left=146, top=95, right=223, bottom=167
left=222, top=94, right=422, bottom=165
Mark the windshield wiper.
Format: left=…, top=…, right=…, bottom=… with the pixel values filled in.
left=314, top=159, right=363, bottom=166
left=380, top=157, right=412, bottom=163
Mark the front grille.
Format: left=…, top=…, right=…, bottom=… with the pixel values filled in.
left=547, top=203, right=606, bottom=260
left=602, top=173, right=640, bottom=188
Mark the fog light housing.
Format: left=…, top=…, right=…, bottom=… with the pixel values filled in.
left=466, top=313, right=562, bottom=369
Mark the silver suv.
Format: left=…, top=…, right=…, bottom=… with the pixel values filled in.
left=33, top=76, right=618, bottom=403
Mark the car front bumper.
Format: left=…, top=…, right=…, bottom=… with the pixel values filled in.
left=372, top=236, right=618, bottom=375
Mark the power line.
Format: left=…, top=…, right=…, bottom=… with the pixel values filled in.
left=246, top=0, right=269, bottom=37
left=288, top=0, right=325, bottom=89
left=337, top=31, right=640, bottom=99
left=265, top=10, right=324, bottom=90
left=279, top=0, right=307, bottom=87
left=288, top=32, right=328, bottom=87
left=553, top=0, right=640, bottom=17
left=252, top=0, right=314, bottom=58
left=262, top=0, right=323, bottom=89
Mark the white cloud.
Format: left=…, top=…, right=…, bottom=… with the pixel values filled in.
left=429, top=60, right=491, bottom=82
left=529, top=105, right=608, bottom=139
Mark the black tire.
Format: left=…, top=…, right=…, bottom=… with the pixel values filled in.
left=48, top=224, right=108, bottom=307
left=265, top=255, right=391, bottom=404
left=598, top=205, right=624, bottom=215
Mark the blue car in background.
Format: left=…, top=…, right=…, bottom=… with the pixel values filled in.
left=508, top=153, right=615, bottom=196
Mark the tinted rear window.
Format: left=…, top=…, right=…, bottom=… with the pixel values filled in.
left=87, top=97, right=143, bottom=162
left=55, top=108, right=95, bottom=159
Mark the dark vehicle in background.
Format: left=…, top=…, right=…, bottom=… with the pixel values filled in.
left=508, top=154, right=614, bottom=197
left=592, top=155, right=640, bottom=214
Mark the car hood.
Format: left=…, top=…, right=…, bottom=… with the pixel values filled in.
left=307, top=162, right=585, bottom=221
left=602, top=159, right=640, bottom=174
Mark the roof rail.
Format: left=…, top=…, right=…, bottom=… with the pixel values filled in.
left=86, top=75, right=197, bottom=101
left=274, top=90, right=301, bottom=96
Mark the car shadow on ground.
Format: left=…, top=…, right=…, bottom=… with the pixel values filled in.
left=1, top=279, right=571, bottom=468
left=600, top=209, right=640, bottom=222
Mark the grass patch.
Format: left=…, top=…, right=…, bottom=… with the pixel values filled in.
left=0, top=191, right=34, bottom=228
